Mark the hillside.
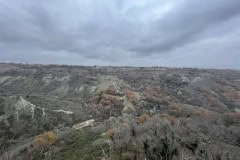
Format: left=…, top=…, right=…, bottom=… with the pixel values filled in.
left=0, top=63, right=240, bottom=160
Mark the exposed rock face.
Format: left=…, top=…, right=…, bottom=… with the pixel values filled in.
left=73, top=119, right=94, bottom=130
left=0, top=63, right=240, bottom=159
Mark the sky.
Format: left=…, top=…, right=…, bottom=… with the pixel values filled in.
left=0, top=0, right=240, bottom=69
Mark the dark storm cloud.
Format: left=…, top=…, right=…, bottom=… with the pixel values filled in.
left=128, top=0, right=240, bottom=54
left=0, top=0, right=240, bottom=68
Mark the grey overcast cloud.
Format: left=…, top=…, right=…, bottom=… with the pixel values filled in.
left=0, top=0, right=240, bottom=68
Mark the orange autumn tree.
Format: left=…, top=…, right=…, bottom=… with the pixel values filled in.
left=138, top=113, right=150, bottom=124
left=32, top=131, right=57, bottom=150
left=105, top=129, right=114, bottom=139
left=124, top=88, right=138, bottom=104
